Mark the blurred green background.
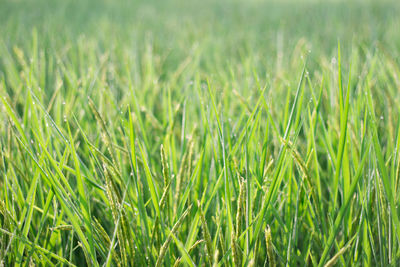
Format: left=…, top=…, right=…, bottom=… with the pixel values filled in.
left=1, top=0, right=400, bottom=69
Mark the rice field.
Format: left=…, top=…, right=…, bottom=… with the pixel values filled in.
left=1, top=0, right=400, bottom=266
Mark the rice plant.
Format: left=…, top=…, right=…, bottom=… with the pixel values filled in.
left=1, top=0, right=400, bottom=266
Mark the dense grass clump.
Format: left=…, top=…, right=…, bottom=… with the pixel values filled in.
left=1, top=0, right=400, bottom=266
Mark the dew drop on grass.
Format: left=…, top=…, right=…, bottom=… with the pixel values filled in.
left=62, top=101, right=66, bottom=105
left=380, top=116, right=384, bottom=120
left=30, top=139, right=34, bottom=144
left=63, top=115, right=67, bottom=122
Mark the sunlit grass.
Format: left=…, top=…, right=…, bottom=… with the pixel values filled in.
left=1, top=0, right=400, bottom=266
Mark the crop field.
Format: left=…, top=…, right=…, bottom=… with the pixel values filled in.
left=1, top=0, right=400, bottom=266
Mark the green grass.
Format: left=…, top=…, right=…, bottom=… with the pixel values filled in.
left=1, top=0, right=400, bottom=266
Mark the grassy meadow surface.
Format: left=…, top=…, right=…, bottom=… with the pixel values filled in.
left=1, top=0, right=400, bottom=266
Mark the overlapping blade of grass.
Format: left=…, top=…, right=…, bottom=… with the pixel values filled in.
left=332, top=43, right=352, bottom=210
left=1, top=96, right=27, bottom=142
left=1, top=1, right=400, bottom=265
left=126, top=108, right=151, bottom=255
left=155, top=205, right=192, bottom=267
left=318, top=138, right=369, bottom=266
left=138, top=141, right=162, bottom=222
left=207, top=79, right=234, bottom=239
left=67, top=123, right=98, bottom=265
left=252, top=65, right=306, bottom=252
left=0, top=228, right=76, bottom=266
left=12, top=133, right=96, bottom=264
left=367, top=86, right=400, bottom=243
left=14, top=153, right=41, bottom=266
